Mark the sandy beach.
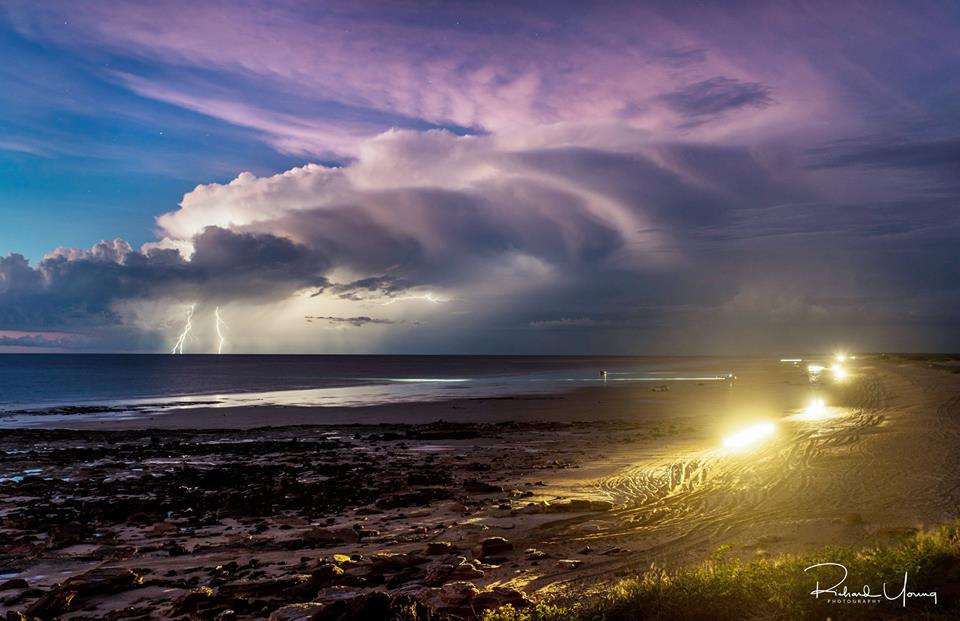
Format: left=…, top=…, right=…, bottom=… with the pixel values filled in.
left=2, top=355, right=959, bottom=619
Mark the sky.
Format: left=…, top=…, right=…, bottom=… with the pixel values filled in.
left=0, top=0, right=958, bottom=354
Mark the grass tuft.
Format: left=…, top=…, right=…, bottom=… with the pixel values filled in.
left=483, top=521, right=960, bottom=620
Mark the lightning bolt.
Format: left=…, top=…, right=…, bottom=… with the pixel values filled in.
left=214, top=306, right=227, bottom=354
left=171, top=304, right=195, bottom=354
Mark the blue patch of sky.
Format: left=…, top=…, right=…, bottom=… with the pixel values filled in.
left=0, top=26, right=307, bottom=261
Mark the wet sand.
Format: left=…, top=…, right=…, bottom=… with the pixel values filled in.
left=1, top=356, right=959, bottom=619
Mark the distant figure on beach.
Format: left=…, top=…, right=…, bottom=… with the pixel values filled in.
left=599, top=370, right=608, bottom=380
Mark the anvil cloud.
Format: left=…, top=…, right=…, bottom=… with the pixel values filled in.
left=0, top=1, right=958, bottom=353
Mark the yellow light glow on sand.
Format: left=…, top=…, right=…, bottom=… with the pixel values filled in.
left=831, top=364, right=848, bottom=380
left=793, top=398, right=830, bottom=421
left=789, top=397, right=845, bottom=423
left=835, top=353, right=848, bottom=362
left=807, top=364, right=825, bottom=373
left=722, top=422, right=776, bottom=452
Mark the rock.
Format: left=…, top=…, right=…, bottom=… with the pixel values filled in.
left=473, top=587, right=532, bottom=613
left=310, top=563, right=346, bottom=587
left=367, top=552, right=430, bottom=573
left=302, top=527, right=345, bottom=546
left=449, top=562, right=484, bottom=581
left=26, top=568, right=144, bottom=618
left=524, top=548, right=548, bottom=560
left=555, top=499, right=613, bottom=512
left=0, top=578, right=27, bottom=591
left=149, top=521, right=178, bottom=536
left=47, top=522, right=91, bottom=548
left=401, top=581, right=480, bottom=615
left=270, top=603, right=325, bottom=621
left=520, top=501, right=549, bottom=514
left=169, top=586, right=217, bottom=616
left=217, top=575, right=315, bottom=604
left=479, top=536, right=513, bottom=558
left=164, top=541, right=189, bottom=557
left=555, top=559, right=583, bottom=569
left=311, top=591, right=436, bottom=621
left=522, top=499, right=613, bottom=514
left=355, top=528, right=380, bottom=541
left=313, top=585, right=366, bottom=604
left=425, top=541, right=455, bottom=555
left=464, top=479, right=503, bottom=494
left=601, top=546, right=628, bottom=555
left=424, top=556, right=485, bottom=585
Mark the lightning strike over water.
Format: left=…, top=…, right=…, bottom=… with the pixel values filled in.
left=215, top=306, right=227, bottom=355
left=171, top=304, right=195, bottom=354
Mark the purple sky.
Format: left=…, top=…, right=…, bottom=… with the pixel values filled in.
left=1, top=1, right=958, bottom=353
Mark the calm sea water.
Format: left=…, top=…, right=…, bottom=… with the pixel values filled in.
left=0, top=354, right=735, bottom=418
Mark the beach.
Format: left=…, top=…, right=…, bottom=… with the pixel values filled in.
left=1, top=355, right=959, bottom=619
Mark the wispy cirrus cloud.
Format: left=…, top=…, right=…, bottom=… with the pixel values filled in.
left=660, top=77, right=774, bottom=117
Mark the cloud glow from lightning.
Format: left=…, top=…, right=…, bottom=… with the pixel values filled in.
left=171, top=304, right=195, bottom=354
left=215, top=306, right=227, bottom=354
left=380, top=292, right=450, bottom=306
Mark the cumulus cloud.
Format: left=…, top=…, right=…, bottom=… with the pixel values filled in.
left=151, top=128, right=679, bottom=286
left=0, top=227, right=329, bottom=329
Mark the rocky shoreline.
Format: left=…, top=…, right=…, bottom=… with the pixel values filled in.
left=0, top=421, right=648, bottom=620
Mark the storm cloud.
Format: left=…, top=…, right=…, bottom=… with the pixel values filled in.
left=1, top=1, right=959, bottom=353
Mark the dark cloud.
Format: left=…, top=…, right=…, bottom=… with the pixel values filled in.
left=660, top=77, right=774, bottom=117
left=0, top=333, right=77, bottom=348
left=0, top=227, right=329, bottom=330
left=305, top=316, right=397, bottom=327
left=318, top=275, right=412, bottom=301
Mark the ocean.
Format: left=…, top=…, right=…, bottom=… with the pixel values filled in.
left=0, top=354, right=736, bottom=422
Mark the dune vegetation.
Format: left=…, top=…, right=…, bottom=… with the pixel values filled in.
left=485, top=521, right=960, bottom=621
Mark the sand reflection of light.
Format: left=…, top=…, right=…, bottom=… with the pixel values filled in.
left=791, top=398, right=831, bottom=421
left=831, top=364, right=848, bottom=381
left=722, top=422, right=776, bottom=452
